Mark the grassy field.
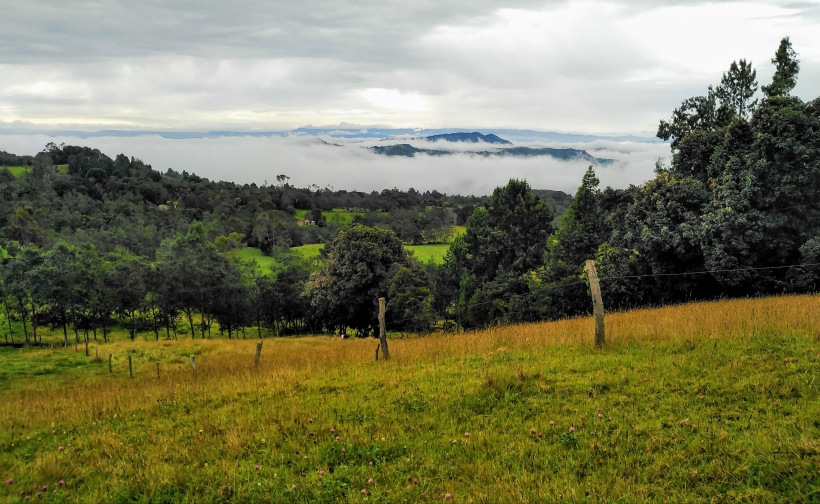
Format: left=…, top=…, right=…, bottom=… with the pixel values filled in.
left=237, top=247, right=277, bottom=274
left=2, top=295, right=820, bottom=501
left=290, top=225, right=466, bottom=266
left=290, top=243, right=324, bottom=260
left=406, top=243, right=450, bottom=264
left=1, top=166, right=30, bottom=178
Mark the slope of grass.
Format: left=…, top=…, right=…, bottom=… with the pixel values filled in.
left=237, top=247, right=277, bottom=274
left=1, top=166, right=30, bottom=178
left=290, top=243, right=324, bottom=260
left=2, top=296, right=820, bottom=501
left=406, top=243, right=450, bottom=264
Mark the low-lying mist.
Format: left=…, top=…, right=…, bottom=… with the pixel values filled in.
left=1, top=134, right=670, bottom=195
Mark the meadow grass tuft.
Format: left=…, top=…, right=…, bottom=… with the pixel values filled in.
left=2, top=295, right=820, bottom=501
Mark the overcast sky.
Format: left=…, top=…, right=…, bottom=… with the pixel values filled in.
left=1, top=0, right=819, bottom=135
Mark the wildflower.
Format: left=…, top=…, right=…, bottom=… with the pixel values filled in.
left=368, top=478, right=374, bottom=484
left=598, top=413, right=603, bottom=418
left=569, top=426, right=575, bottom=433
left=361, top=489, right=367, bottom=494
left=319, top=470, right=325, bottom=476
left=291, top=484, right=297, bottom=489
left=341, top=448, right=346, bottom=453
left=308, top=418, right=313, bottom=423
left=369, top=461, right=374, bottom=466
left=330, top=428, right=335, bottom=433
left=445, top=493, right=453, bottom=499
left=58, top=480, right=65, bottom=487
left=464, top=432, right=470, bottom=437
left=42, top=486, right=47, bottom=491
left=335, top=436, right=341, bottom=441
left=24, top=496, right=30, bottom=501
left=254, top=465, right=260, bottom=470
left=58, top=446, right=64, bottom=451
left=6, top=478, right=12, bottom=484
left=36, top=492, right=42, bottom=498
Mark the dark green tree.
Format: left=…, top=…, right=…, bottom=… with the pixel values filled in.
left=306, top=225, right=409, bottom=336
left=387, top=266, right=435, bottom=333
left=717, top=59, right=758, bottom=118
left=762, top=37, right=799, bottom=98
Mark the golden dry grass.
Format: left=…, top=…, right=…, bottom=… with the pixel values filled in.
left=2, top=295, right=820, bottom=502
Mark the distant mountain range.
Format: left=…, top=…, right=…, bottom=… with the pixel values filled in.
left=0, top=123, right=661, bottom=144
left=370, top=143, right=614, bottom=165
left=425, top=132, right=512, bottom=144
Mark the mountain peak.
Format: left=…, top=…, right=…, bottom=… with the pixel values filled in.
left=425, top=132, right=512, bottom=144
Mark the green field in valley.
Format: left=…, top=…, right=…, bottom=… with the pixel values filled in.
left=406, top=243, right=450, bottom=264
left=290, top=243, right=324, bottom=260
left=1, top=166, right=30, bottom=178
left=2, top=296, right=820, bottom=501
left=237, top=247, right=278, bottom=274
left=288, top=225, right=465, bottom=266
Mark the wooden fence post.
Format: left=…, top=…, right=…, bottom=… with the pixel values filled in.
left=128, top=355, right=133, bottom=378
left=255, top=341, right=263, bottom=367
left=156, top=361, right=160, bottom=380
left=108, top=353, right=112, bottom=373
left=378, top=298, right=389, bottom=360
left=585, top=260, right=606, bottom=348
left=95, top=348, right=99, bottom=360
left=375, top=343, right=380, bottom=361
left=190, top=355, right=196, bottom=377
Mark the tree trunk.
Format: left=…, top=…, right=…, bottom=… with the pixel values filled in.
left=186, top=309, right=195, bottom=339
left=3, top=301, right=13, bottom=344
left=61, top=310, right=68, bottom=347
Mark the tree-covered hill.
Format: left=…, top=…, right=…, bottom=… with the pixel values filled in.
left=424, top=132, right=512, bottom=144
left=2, top=37, right=819, bottom=342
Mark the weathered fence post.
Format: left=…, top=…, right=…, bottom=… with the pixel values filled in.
left=95, top=348, right=99, bottom=360
left=585, top=260, right=606, bottom=348
left=375, top=343, right=380, bottom=361
left=156, top=361, right=160, bottom=380
left=378, top=297, right=390, bottom=360
left=128, top=355, right=133, bottom=378
left=190, top=355, right=196, bottom=377
left=254, top=341, right=263, bottom=367
left=108, top=353, right=112, bottom=373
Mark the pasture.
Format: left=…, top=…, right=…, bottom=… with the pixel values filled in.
left=237, top=247, right=278, bottom=274
left=2, top=295, right=820, bottom=502
left=0, top=166, right=30, bottom=178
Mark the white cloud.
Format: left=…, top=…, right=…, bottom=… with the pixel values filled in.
left=0, top=133, right=668, bottom=195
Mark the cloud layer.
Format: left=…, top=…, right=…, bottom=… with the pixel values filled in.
left=1, top=1, right=819, bottom=134
left=0, top=134, right=669, bottom=195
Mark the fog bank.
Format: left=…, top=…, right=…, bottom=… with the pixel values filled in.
left=0, top=134, right=670, bottom=195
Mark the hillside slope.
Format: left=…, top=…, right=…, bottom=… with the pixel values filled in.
left=2, top=296, right=819, bottom=502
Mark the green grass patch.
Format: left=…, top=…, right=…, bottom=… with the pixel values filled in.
left=1, top=166, right=30, bottom=178
left=237, top=247, right=277, bottom=274
left=291, top=243, right=324, bottom=260
left=406, top=243, right=450, bottom=264
left=323, top=209, right=366, bottom=226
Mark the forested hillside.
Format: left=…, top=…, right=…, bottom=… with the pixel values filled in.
left=2, top=38, right=819, bottom=343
